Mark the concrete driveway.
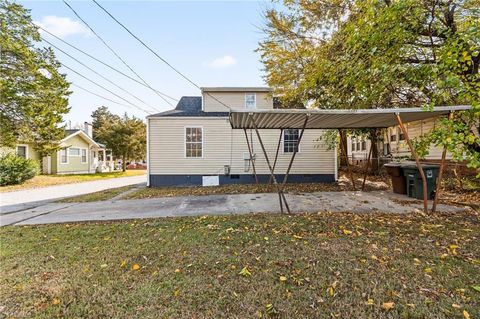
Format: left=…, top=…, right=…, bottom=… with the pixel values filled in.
left=0, top=174, right=146, bottom=214
left=1, top=190, right=469, bottom=226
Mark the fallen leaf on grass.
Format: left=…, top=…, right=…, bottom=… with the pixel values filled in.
left=463, top=310, right=470, bottom=319
left=239, top=266, right=251, bottom=277
left=279, top=276, right=287, bottom=282
left=342, top=229, right=353, bottom=235
left=100, top=264, right=108, bottom=269
left=366, top=298, right=374, bottom=305
left=265, top=303, right=278, bottom=315
left=382, top=302, right=395, bottom=311
left=52, top=298, right=60, bottom=305
left=175, top=268, right=181, bottom=273
left=120, top=259, right=127, bottom=268
left=471, top=285, right=480, bottom=292
left=132, top=263, right=140, bottom=271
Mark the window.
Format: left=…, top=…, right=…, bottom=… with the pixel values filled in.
left=283, top=129, right=299, bottom=153
left=81, top=149, right=87, bottom=163
left=361, top=139, right=366, bottom=151
left=69, top=148, right=80, bottom=156
left=352, top=140, right=356, bottom=151
left=398, top=127, right=405, bottom=141
left=245, top=93, right=256, bottom=109
left=185, top=127, right=203, bottom=158
left=356, top=140, right=361, bottom=151
left=390, top=129, right=396, bottom=142
left=16, top=146, right=27, bottom=158
left=60, top=148, right=68, bottom=164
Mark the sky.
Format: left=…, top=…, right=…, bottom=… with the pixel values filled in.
left=20, top=0, right=272, bottom=126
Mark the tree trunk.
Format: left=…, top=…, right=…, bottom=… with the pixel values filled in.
left=369, top=129, right=380, bottom=175
left=122, top=154, right=126, bottom=172
left=339, top=129, right=348, bottom=166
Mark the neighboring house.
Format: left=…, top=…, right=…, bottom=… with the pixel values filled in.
left=347, top=117, right=453, bottom=164
left=146, top=87, right=337, bottom=187
left=15, top=123, right=112, bottom=174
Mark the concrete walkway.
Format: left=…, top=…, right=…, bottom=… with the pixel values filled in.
left=1, top=190, right=468, bottom=226
left=0, top=175, right=146, bottom=214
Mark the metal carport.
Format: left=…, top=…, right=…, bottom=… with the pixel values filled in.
left=229, top=105, right=471, bottom=214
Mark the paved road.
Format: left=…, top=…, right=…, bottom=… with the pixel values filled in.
left=1, top=190, right=468, bottom=226
left=0, top=175, right=146, bottom=214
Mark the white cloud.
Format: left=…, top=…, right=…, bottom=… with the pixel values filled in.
left=35, top=16, right=92, bottom=39
left=203, top=55, right=237, bottom=69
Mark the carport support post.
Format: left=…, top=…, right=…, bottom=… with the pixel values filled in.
left=281, top=115, right=309, bottom=187
left=361, top=143, right=373, bottom=191
left=432, top=112, right=454, bottom=213
left=250, top=114, right=290, bottom=214
left=395, top=113, right=428, bottom=213
left=244, top=129, right=259, bottom=184
left=269, top=129, right=283, bottom=184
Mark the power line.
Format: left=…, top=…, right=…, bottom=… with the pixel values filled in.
left=42, top=37, right=160, bottom=113
left=38, top=25, right=178, bottom=103
left=71, top=83, right=133, bottom=109
left=63, top=0, right=174, bottom=107
left=61, top=61, right=152, bottom=114
left=91, top=0, right=233, bottom=111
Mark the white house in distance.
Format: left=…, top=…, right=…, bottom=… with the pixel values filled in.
left=348, top=118, right=453, bottom=164
left=146, top=87, right=336, bottom=187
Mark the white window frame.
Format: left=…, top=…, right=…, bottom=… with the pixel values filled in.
left=245, top=93, right=256, bottom=109
left=69, top=147, right=81, bottom=156
left=81, top=148, right=87, bottom=163
left=184, top=126, right=203, bottom=158
left=60, top=148, right=69, bottom=164
left=16, top=144, right=28, bottom=159
left=282, top=129, right=301, bottom=154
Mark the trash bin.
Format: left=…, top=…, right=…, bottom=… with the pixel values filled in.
left=402, top=164, right=440, bottom=200
left=384, top=163, right=407, bottom=194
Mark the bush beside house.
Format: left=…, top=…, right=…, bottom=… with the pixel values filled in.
left=0, top=152, right=39, bottom=186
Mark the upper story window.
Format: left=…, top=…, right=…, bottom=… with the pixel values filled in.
left=185, top=127, right=203, bottom=158
left=245, top=93, right=256, bottom=109
left=16, top=145, right=27, bottom=158
left=60, top=148, right=68, bottom=164
left=352, top=140, right=356, bottom=151
left=284, top=129, right=299, bottom=153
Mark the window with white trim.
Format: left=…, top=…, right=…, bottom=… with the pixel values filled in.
left=16, top=146, right=27, bottom=158
left=69, top=148, right=80, bottom=156
left=81, top=149, right=87, bottom=163
left=60, top=148, right=68, bottom=163
left=185, top=127, right=203, bottom=158
left=283, top=129, right=299, bottom=153
left=245, top=93, right=256, bottom=109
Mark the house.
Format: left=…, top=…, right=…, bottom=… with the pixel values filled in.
left=146, top=87, right=337, bottom=187
left=347, top=117, right=452, bottom=164
left=15, top=123, right=112, bottom=174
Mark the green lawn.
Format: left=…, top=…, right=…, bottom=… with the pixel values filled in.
left=0, top=170, right=146, bottom=193
left=1, top=211, right=478, bottom=318
left=57, top=186, right=134, bottom=203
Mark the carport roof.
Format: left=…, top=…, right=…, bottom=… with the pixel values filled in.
left=228, top=105, right=471, bottom=129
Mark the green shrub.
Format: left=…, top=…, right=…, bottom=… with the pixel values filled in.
left=0, top=153, right=39, bottom=186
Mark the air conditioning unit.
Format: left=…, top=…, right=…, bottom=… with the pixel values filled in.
left=243, top=152, right=255, bottom=160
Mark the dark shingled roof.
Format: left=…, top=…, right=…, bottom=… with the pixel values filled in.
left=148, top=96, right=229, bottom=118
left=65, top=129, right=81, bottom=136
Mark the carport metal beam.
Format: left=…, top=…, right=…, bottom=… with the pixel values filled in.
left=229, top=105, right=471, bottom=215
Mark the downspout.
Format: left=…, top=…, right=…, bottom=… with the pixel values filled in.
left=146, top=117, right=150, bottom=187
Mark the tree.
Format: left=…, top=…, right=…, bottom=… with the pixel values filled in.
left=0, top=1, right=71, bottom=156
left=91, top=107, right=146, bottom=171
left=259, top=0, right=479, bottom=175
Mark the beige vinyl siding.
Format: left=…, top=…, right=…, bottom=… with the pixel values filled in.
left=203, top=92, right=273, bottom=112
left=56, top=134, right=91, bottom=174
left=149, top=117, right=335, bottom=176
left=387, top=118, right=451, bottom=159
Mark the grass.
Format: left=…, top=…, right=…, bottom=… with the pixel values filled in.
left=1, top=211, right=478, bottom=318
left=57, top=186, right=134, bottom=203
left=0, top=170, right=146, bottom=193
